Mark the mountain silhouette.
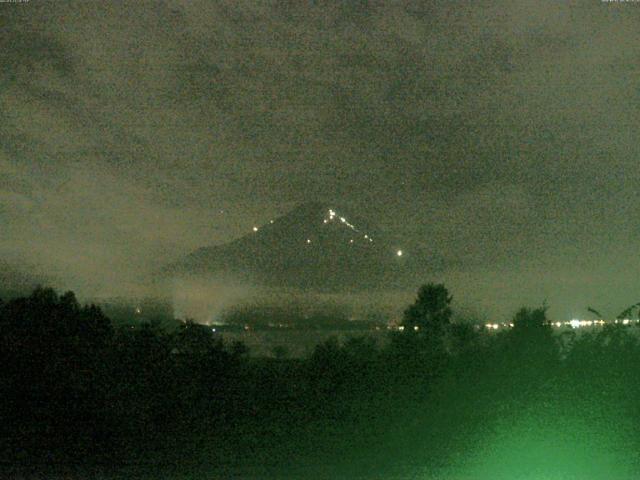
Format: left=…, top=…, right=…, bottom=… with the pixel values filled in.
left=164, top=202, right=411, bottom=292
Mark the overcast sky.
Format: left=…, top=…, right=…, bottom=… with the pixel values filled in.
left=2, top=0, right=640, bottom=319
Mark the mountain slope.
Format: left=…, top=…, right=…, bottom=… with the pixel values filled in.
left=164, top=202, right=412, bottom=292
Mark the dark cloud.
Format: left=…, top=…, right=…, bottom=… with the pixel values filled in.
left=2, top=0, right=640, bottom=317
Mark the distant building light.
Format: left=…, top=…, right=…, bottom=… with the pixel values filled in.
left=349, top=239, right=354, bottom=244
left=211, top=328, right=216, bottom=332
left=570, top=319, right=580, bottom=329
left=252, top=226, right=259, bottom=232
left=398, top=325, right=405, bottom=331
left=396, top=250, right=403, bottom=257
left=306, top=238, right=311, bottom=244
left=270, top=220, right=274, bottom=224
left=413, top=325, right=419, bottom=331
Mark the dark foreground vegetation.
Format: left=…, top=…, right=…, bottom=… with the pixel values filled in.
left=2, top=284, right=640, bottom=479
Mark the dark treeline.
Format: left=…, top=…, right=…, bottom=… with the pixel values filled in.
left=2, top=284, right=640, bottom=479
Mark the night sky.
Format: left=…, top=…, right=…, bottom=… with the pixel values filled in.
left=2, top=1, right=640, bottom=320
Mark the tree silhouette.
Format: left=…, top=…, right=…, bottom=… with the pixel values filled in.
left=616, top=303, right=640, bottom=320
left=587, top=303, right=640, bottom=321
left=401, top=283, right=452, bottom=336
left=512, top=306, right=549, bottom=332
left=387, top=284, right=454, bottom=381
left=503, top=305, right=559, bottom=394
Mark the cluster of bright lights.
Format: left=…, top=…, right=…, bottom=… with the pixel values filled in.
left=250, top=208, right=406, bottom=257
left=485, top=323, right=513, bottom=330
left=569, top=319, right=610, bottom=328
left=323, top=209, right=406, bottom=258
left=567, top=318, right=637, bottom=328
left=393, top=319, right=640, bottom=334
left=480, top=319, right=640, bottom=331
left=323, top=209, right=375, bottom=244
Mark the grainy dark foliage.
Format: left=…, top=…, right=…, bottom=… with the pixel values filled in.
left=2, top=285, right=640, bottom=478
